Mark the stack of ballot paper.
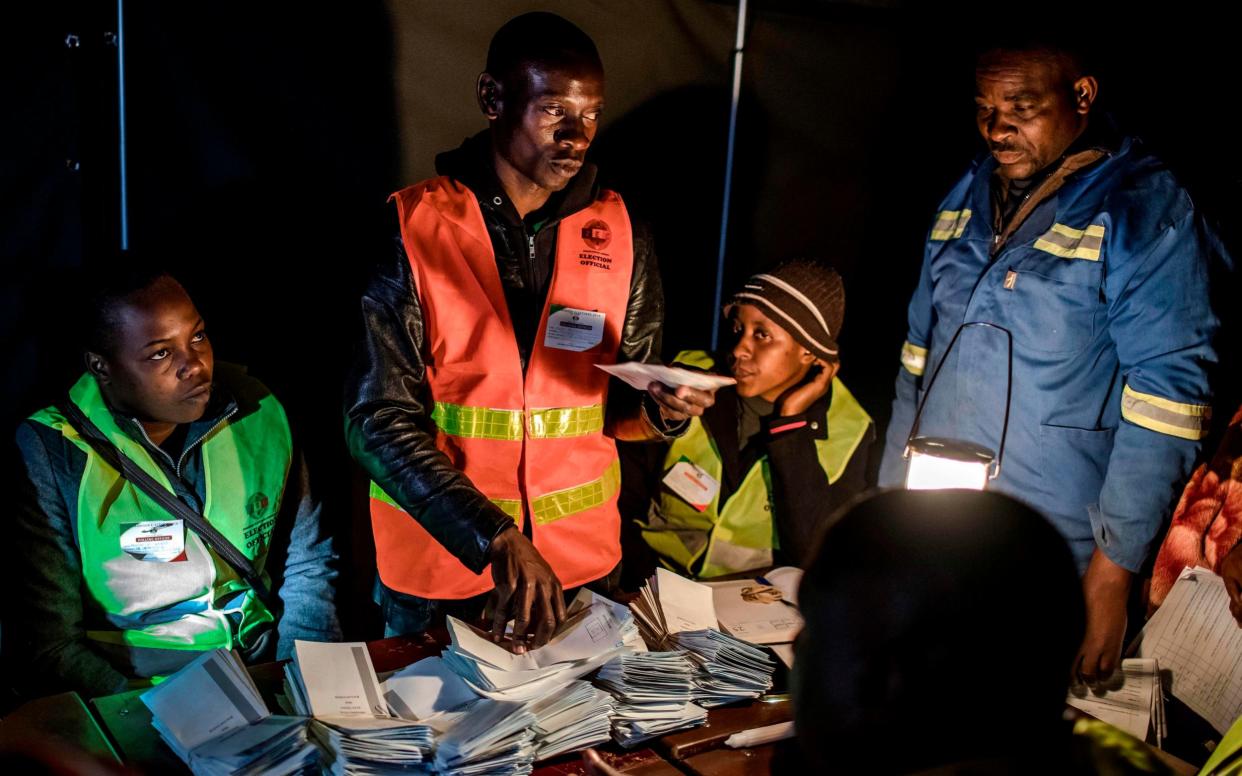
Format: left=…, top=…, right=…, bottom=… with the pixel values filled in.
left=528, top=680, right=615, bottom=759
left=594, top=650, right=707, bottom=746
left=428, top=698, right=537, bottom=775
left=283, top=641, right=434, bottom=773
left=441, top=590, right=641, bottom=702
left=141, top=649, right=320, bottom=775
left=1067, top=658, right=1166, bottom=744
left=1136, top=567, right=1242, bottom=735
left=629, top=568, right=776, bottom=704
left=670, top=629, right=777, bottom=707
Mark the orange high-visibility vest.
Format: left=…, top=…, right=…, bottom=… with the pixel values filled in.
left=370, top=177, right=635, bottom=600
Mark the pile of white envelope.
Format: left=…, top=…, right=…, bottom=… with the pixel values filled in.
left=529, top=680, right=615, bottom=759
left=141, top=649, right=320, bottom=776
left=283, top=641, right=435, bottom=774
left=428, top=697, right=537, bottom=776
left=594, top=650, right=707, bottom=746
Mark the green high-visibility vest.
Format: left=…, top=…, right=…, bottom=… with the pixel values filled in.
left=28, top=370, right=291, bottom=657
left=641, top=351, right=872, bottom=578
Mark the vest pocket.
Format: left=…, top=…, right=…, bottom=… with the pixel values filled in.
left=998, top=257, right=1103, bottom=356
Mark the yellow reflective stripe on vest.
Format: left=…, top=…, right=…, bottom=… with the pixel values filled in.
left=531, top=459, right=620, bottom=526
left=527, top=405, right=604, bottom=438
left=369, top=481, right=522, bottom=523
left=901, top=340, right=928, bottom=377
left=430, top=401, right=604, bottom=440
left=1121, top=385, right=1211, bottom=440
left=930, top=209, right=971, bottom=241
left=431, top=402, right=524, bottom=440
left=1032, top=222, right=1105, bottom=261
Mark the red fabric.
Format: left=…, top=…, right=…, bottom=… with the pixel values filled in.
left=372, top=178, right=633, bottom=599
left=1150, top=405, right=1242, bottom=608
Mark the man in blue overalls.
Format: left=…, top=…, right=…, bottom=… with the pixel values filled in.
left=879, top=39, right=1224, bottom=687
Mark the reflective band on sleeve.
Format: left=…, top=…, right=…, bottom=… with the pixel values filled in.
left=1120, top=385, right=1211, bottom=440
left=531, top=459, right=621, bottom=525
left=431, top=402, right=523, bottom=440
left=901, top=341, right=928, bottom=376
left=527, top=404, right=605, bottom=438
left=370, top=481, right=522, bottom=525
left=1032, top=223, right=1105, bottom=261
left=929, top=209, right=972, bottom=241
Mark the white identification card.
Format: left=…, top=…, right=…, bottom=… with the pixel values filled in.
left=120, top=519, right=186, bottom=562
left=662, top=456, right=721, bottom=512
left=544, top=305, right=605, bottom=352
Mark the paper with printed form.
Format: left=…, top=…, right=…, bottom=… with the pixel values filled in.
left=141, top=649, right=268, bottom=757
left=1066, top=659, right=1164, bottom=743
left=291, top=640, right=387, bottom=719
left=1136, top=566, right=1242, bottom=734
left=707, top=576, right=803, bottom=645
left=596, top=362, right=736, bottom=393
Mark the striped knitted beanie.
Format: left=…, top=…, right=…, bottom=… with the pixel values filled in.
left=725, top=259, right=845, bottom=361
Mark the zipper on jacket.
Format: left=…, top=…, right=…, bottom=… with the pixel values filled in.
left=176, top=407, right=238, bottom=480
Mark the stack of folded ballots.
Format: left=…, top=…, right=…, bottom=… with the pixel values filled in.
left=631, top=568, right=776, bottom=706
left=141, top=649, right=319, bottom=775
left=528, top=680, right=615, bottom=759
left=437, top=591, right=640, bottom=762
left=426, top=697, right=537, bottom=776
left=283, top=640, right=434, bottom=774
left=594, top=649, right=706, bottom=746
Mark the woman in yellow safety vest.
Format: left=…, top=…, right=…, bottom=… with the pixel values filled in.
left=619, top=260, right=874, bottom=581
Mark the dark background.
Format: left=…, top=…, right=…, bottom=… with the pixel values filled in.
left=4, top=0, right=1237, bottom=637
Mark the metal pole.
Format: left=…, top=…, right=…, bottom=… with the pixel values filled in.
left=710, top=0, right=749, bottom=351
left=116, top=0, right=129, bottom=250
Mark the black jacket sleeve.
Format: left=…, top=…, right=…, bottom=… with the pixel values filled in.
left=342, top=229, right=513, bottom=574
left=764, top=413, right=875, bottom=567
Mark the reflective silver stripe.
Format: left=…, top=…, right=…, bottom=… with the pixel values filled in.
left=930, top=209, right=971, bottom=241
left=1121, top=384, right=1211, bottom=440
left=901, top=340, right=928, bottom=376
left=1032, top=223, right=1105, bottom=261
left=703, top=539, right=773, bottom=575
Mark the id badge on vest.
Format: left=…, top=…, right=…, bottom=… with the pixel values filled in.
left=544, top=305, right=604, bottom=352
left=663, top=456, right=721, bottom=512
left=120, top=520, right=187, bottom=562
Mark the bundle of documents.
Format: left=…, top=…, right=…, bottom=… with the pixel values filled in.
left=283, top=641, right=434, bottom=773
left=594, top=650, right=707, bottom=746
left=528, top=680, right=615, bottom=759
left=1136, top=567, right=1242, bottom=734
left=441, top=590, right=641, bottom=702
left=1067, top=658, right=1166, bottom=744
left=630, top=568, right=776, bottom=704
left=706, top=566, right=804, bottom=647
left=141, top=649, right=319, bottom=775
left=428, top=698, right=537, bottom=775
left=670, top=629, right=776, bottom=707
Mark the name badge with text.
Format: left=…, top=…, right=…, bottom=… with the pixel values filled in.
left=544, top=306, right=605, bottom=352
left=120, top=520, right=187, bottom=562
left=663, top=456, right=721, bottom=512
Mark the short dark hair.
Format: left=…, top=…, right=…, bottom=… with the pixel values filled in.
left=485, top=12, right=602, bottom=85
left=80, top=260, right=177, bottom=356
left=976, top=32, right=1093, bottom=90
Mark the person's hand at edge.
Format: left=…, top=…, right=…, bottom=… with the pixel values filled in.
left=647, top=381, right=715, bottom=422
left=1073, top=549, right=1132, bottom=688
left=1220, top=542, right=1242, bottom=626
left=487, top=526, right=566, bottom=653
left=776, top=359, right=839, bottom=417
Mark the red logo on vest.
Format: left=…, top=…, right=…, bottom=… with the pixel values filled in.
left=582, top=220, right=612, bottom=251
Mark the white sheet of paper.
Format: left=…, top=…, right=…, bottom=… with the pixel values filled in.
left=141, top=649, right=268, bottom=753
left=1136, top=567, right=1242, bottom=734
left=595, top=362, right=736, bottom=392
left=383, top=657, right=478, bottom=720
left=293, top=641, right=388, bottom=719
left=446, top=617, right=541, bottom=672
left=654, top=568, right=717, bottom=634
left=1066, top=659, right=1159, bottom=740
left=706, top=579, right=803, bottom=645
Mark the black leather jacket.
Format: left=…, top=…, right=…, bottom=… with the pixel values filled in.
left=344, top=132, right=670, bottom=576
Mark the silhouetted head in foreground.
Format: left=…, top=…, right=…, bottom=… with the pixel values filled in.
left=794, top=489, right=1084, bottom=774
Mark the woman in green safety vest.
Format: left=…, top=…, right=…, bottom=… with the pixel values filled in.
left=619, top=260, right=875, bottom=582
left=12, top=266, right=340, bottom=698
